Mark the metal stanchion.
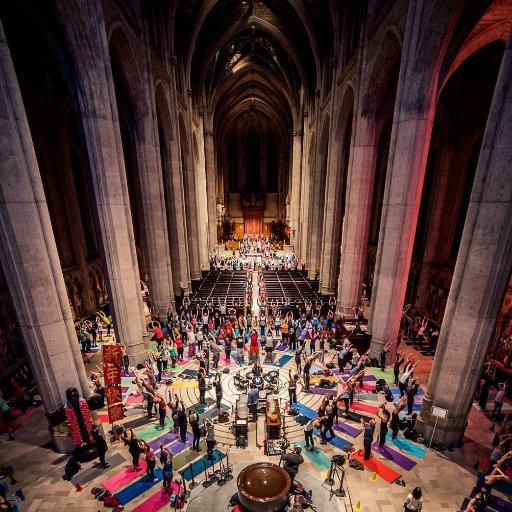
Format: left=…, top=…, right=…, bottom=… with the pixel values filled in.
left=334, top=467, right=346, bottom=497
left=188, top=462, right=199, bottom=489
left=202, top=460, right=212, bottom=488
left=324, top=459, right=335, bottom=486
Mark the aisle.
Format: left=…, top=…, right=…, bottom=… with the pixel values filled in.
left=251, top=270, right=260, bottom=318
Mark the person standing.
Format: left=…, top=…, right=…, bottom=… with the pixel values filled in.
left=492, top=382, right=508, bottom=420
left=360, top=418, right=376, bottom=460
left=320, top=407, right=335, bottom=444
left=177, top=401, right=188, bottom=442
left=377, top=404, right=390, bottom=448
left=189, top=409, right=201, bottom=451
left=303, top=418, right=318, bottom=451
left=281, top=445, right=304, bottom=488
left=406, top=381, right=420, bottom=416
left=127, top=430, right=142, bottom=471
left=393, top=353, right=405, bottom=386
left=248, top=383, right=259, bottom=422
left=198, top=368, right=207, bottom=405
left=204, top=418, right=216, bottom=462
left=404, top=487, right=423, bottom=511
left=391, top=397, right=407, bottom=441
left=399, top=361, right=417, bottom=397
left=91, top=425, right=110, bottom=469
left=143, top=441, right=156, bottom=481
left=161, top=447, right=174, bottom=492
left=288, top=369, right=298, bottom=404
left=214, top=372, right=223, bottom=410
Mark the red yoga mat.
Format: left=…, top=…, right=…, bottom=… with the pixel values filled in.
left=351, top=402, right=378, bottom=415
left=127, top=395, right=144, bottom=404
left=98, top=414, right=110, bottom=423
left=131, top=482, right=184, bottom=512
left=102, top=460, right=148, bottom=493
left=352, top=449, right=401, bottom=483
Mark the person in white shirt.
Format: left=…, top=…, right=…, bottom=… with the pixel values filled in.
left=404, top=486, right=423, bottom=511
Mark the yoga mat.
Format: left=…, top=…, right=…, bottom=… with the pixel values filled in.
left=368, top=368, right=395, bottom=382
left=296, top=441, right=331, bottom=471
left=147, top=431, right=180, bottom=451
left=172, top=439, right=207, bottom=471
left=127, top=395, right=144, bottom=404
left=363, top=375, right=377, bottom=382
left=115, top=468, right=163, bottom=505
left=293, top=403, right=318, bottom=419
left=124, top=416, right=153, bottom=430
left=313, top=430, right=352, bottom=450
left=219, top=354, right=236, bottom=366
left=122, top=377, right=135, bottom=385
left=351, top=449, right=401, bottom=483
left=273, top=354, right=293, bottom=366
left=334, top=422, right=362, bottom=438
left=137, top=419, right=173, bottom=441
left=391, top=388, right=425, bottom=396
left=345, top=410, right=372, bottom=424
left=180, top=369, right=198, bottom=378
left=168, top=433, right=193, bottom=455
left=131, top=482, right=184, bottom=512
left=310, top=386, right=337, bottom=396
left=102, top=460, right=148, bottom=492
left=332, top=369, right=351, bottom=376
left=72, top=453, right=126, bottom=485
left=202, top=403, right=230, bottom=421
left=121, top=386, right=129, bottom=393
left=179, top=449, right=226, bottom=480
left=98, top=414, right=110, bottom=423
left=276, top=343, right=288, bottom=351
left=310, top=375, right=337, bottom=384
left=354, top=392, right=379, bottom=402
left=360, top=384, right=376, bottom=392
left=170, top=381, right=198, bottom=389
left=386, top=433, right=427, bottom=458
left=371, top=442, right=417, bottom=470
left=351, top=402, right=378, bottom=415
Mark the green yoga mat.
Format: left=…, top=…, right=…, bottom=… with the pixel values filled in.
left=137, top=419, right=172, bottom=441
left=369, top=368, right=395, bottom=382
left=296, top=441, right=331, bottom=471
left=172, top=439, right=207, bottom=471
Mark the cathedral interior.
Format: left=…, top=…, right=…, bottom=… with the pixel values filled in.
left=0, top=0, right=511, bottom=511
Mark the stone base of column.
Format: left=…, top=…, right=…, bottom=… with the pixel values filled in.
left=128, top=335, right=150, bottom=366
left=320, top=287, right=335, bottom=296
left=415, top=396, right=466, bottom=448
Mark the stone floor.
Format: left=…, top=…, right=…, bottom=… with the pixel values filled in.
left=0, top=341, right=504, bottom=512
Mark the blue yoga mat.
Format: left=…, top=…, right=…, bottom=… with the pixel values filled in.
left=394, top=402, right=422, bottom=411
left=296, top=441, right=331, bottom=471
left=293, top=403, right=318, bottom=419
left=386, top=433, right=427, bottom=458
left=391, top=388, right=425, bottom=396
left=116, top=468, right=162, bottom=505
left=274, top=354, right=293, bottom=366
left=179, top=449, right=225, bottom=481
left=313, top=429, right=351, bottom=450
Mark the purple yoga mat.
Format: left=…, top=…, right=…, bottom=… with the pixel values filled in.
left=363, top=375, right=377, bottom=382
left=332, top=369, right=351, bottom=376
left=276, top=343, right=288, bottom=351
left=334, top=422, right=361, bottom=438
left=371, top=442, right=417, bottom=470
left=169, top=432, right=193, bottom=454
left=147, top=431, right=180, bottom=450
left=310, top=386, right=337, bottom=396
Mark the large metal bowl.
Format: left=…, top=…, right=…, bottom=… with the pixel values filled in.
left=237, top=462, right=291, bottom=512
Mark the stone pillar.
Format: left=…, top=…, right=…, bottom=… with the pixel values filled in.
left=0, top=21, right=90, bottom=412
left=336, top=116, right=377, bottom=314
left=298, top=111, right=310, bottom=265
left=195, top=113, right=210, bottom=269
left=289, top=129, right=303, bottom=250
left=135, top=39, right=175, bottom=316
left=416, top=31, right=512, bottom=446
left=55, top=0, right=147, bottom=361
left=168, top=57, right=191, bottom=295
left=204, top=124, right=218, bottom=249
left=367, top=0, right=461, bottom=348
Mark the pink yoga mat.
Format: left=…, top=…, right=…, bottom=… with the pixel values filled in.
left=360, top=384, right=376, bottom=392
left=351, top=402, right=378, bottom=415
left=219, top=354, right=236, bottom=366
left=103, top=460, right=147, bottom=492
left=131, top=482, right=183, bottom=512
left=127, top=395, right=144, bottom=404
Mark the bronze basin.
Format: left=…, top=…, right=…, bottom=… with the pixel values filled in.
left=237, top=462, right=291, bottom=512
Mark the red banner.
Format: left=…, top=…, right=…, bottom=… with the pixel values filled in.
left=102, top=344, right=122, bottom=366
left=103, top=364, right=121, bottom=386
left=105, top=385, right=123, bottom=405
left=107, top=402, right=124, bottom=424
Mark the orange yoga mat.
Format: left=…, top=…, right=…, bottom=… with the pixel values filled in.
left=352, top=449, right=401, bottom=483
left=351, top=402, right=378, bottom=415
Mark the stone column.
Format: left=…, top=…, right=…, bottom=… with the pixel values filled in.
left=55, top=0, right=147, bottom=361
left=0, top=21, right=90, bottom=412
left=135, top=38, right=175, bottom=316
left=336, top=116, right=377, bottom=315
left=416, top=30, right=512, bottom=446
left=195, top=113, right=210, bottom=269
left=203, top=122, right=218, bottom=250
left=298, top=111, right=310, bottom=265
left=289, top=129, right=303, bottom=250
left=367, top=0, right=461, bottom=348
